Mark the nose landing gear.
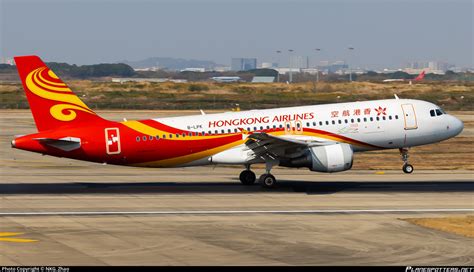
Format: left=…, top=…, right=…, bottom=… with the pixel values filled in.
left=400, top=148, right=414, bottom=174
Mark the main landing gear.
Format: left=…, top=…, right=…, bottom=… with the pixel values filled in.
left=239, top=161, right=279, bottom=189
left=400, top=148, right=414, bottom=174
left=239, top=165, right=256, bottom=185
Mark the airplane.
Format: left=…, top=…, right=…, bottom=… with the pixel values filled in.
left=383, top=70, right=426, bottom=83
left=11, top=56, right=464, bottom=188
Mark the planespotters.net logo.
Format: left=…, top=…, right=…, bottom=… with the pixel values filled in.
left=406, top=267, right=474, bottom=272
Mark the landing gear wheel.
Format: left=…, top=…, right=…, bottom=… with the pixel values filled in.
left=239, top=170, right=256, bottom=185
left=403, top=164, right=414, bottom=174
left=259, top=174, right=277, bottom=189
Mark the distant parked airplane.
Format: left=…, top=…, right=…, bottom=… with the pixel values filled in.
left=383, top=70, right=426, bottom=83
left=12, top=56, right=463, bottom=188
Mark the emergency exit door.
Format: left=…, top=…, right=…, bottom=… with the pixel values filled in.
left=105, top=128, right=121, bottom=155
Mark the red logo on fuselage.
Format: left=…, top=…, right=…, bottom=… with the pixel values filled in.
left=375, top=106, right=387, bottom=116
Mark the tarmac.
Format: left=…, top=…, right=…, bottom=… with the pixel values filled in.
left=0, top=110, right=473, bottom=265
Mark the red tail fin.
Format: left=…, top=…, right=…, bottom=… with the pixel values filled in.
left=14, top=56, right=106, bottom=131
left=414, top=70, right=425, bottom=81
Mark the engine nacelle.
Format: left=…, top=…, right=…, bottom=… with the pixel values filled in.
left=281, top=143, right=353, bottom=173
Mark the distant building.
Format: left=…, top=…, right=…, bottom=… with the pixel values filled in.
left=214, top=66, right=231, bottom=72
left=133, top=67, right=160, bottom=72
left=180, top=68, right=206, bottom=72
left=405, top=60, right=453, bottom=74
left=111, top=78, right=187, bottom=83
left=317, top=61, right=348, bottom=74
left=1, top=57, right=14, bottom=65
left=231, top=58, right=257, bottom=71
left=251, top=76, right=275, bottom=83
left=260, top=62, right=278, bottom=69
left=290, top=56, right=309, bottom=69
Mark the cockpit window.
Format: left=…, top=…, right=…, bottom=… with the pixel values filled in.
left=435, top=109, right=443, bottom=116
left=430, top=110, right=436, bottom=117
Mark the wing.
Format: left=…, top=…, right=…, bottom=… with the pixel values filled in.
left=34, top=137, right=81, bottom=151
left=245, top=132, right=332, bottom=161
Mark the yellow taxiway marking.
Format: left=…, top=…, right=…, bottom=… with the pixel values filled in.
left=0, top=232, right=38, bottom=243
left=375, top=171, right=385, bottom=175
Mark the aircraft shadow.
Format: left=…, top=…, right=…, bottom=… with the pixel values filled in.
left=1, top=180, right=472, bottom=195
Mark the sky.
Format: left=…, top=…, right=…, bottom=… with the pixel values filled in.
left=1, top=0, right=473, bottom=69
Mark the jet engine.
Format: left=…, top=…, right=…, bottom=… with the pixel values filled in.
left=281, top=143, right=353, bottom=173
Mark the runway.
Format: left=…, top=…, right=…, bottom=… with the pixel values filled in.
left=1, top=208, right=473, bottom=216
left=1, top=169, right=473, bottom=265
left=1, top=110, right=473, bottom=265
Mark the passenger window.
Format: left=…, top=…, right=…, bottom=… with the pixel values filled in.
left=326, top=121, right=329, bottom=125
left=279, top=124, right=283, bottom=128
left=266, top=126, right=270, bottom=129
left=215, top=130, right=218, bottom=134
left=435, top=109, right=443, bottom=116
left=345, top=119, right=348, bottom=124
left=313, top=122, right=316, bottom=126
left=370, top=117, right=373, bottom=122
left=363, top=118, right=367, bottom=122
left=169, top=134, right=173, bottom=138
left=331, top=120, right=335, bottom=125
left=260, top=126, right=263, bottom=130
left=319, top=121, right=323, bottom=126
left=149, top=136, right=153, bottom=140
left=136, top=136, right=140, bottom=142
left=254, top=127, right=257, bottom=131
left=376, top=116, right=380, bottom=121
left=389, top=116, right=392, bottom=120
left=273, top=125, right=277, bottom=129
left=176, top=133, right=180, bottom=138
left=382, top=116, right=386, bottom=120
left=338, top=120, right=342, bottom=124
left=306, top=122, right=310, bottom=127
left=395, top=115, right=399, bottom=119
left=357, top=118, right=361, bottom=123
left=142, top=136, right=147, bottom=141
left=162, top=134, right=166, bottom=139
left=189, top=132, right=193, bottom=137
left=430, top=110, right=436, bottom=117
left=351, top=119, right=354, bottom=123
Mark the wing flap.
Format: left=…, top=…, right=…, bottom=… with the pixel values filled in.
left=245, top=133, right=333, bottom=160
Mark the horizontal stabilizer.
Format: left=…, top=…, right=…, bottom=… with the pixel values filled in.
left=34, top=137, right=81, bottom=151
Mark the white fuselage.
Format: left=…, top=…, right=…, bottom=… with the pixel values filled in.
left=149, top=99, right=463, bottom=166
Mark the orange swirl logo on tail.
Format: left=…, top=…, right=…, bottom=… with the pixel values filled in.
left=25, top=67, right=96, bottom=121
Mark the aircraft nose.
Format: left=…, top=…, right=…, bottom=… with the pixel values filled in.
left=449, top=116, right=464, bottom=137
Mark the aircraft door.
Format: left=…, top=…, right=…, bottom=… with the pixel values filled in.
left=401, top=104, right=418, bottom=130
left=294, top=120, right=303, bottom=134
left=284, top=122, right=292, bottom=135
left=105, top=128, right=121, bottom=155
